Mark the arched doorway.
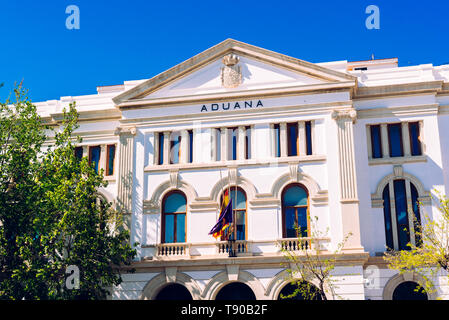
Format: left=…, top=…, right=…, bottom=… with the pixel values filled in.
left=215, top=282, right=256, bottom=300
left=277, top=282, right=323, bottom=300
left=154, top=283, right=193, bottom=300
left=392, top=281, right=428, bottom=300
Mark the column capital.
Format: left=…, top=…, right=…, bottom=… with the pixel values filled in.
left=114, top=126, right=137, bottom=136
left=331, top=109, right=357, bottom=123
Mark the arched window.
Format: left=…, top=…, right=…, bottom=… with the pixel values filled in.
left=162, top=191, right=187, bottom=243
left=220, top=187, right=247, bottom=240
left=382, top=179, right=421, bottom=251
left=282, top=184, right=309, bottom=238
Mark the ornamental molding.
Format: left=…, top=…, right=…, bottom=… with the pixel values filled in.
left=169, top=170, right=180, bottom=188
left=228, top=166, right=238, bottom=185
left=288, top=163, right=300, bottom=181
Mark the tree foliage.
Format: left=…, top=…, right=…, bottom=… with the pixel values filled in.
left=280, top=216, right=352, bottom=300
left=0, top=84, right=136, bottom=300
left=385, top=190, right=449, bottom=297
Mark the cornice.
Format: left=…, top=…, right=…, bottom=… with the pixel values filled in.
left=353, top=80, right=444, bottom=100
left=144, top=155, right=327, bottom=173
left=368, top=155, right=427, bottom=166
left=357, top=104, right=439, bottom=119
left=49, top=109, right=121, bottom=123
left=121, top=251, right=370, bottom=271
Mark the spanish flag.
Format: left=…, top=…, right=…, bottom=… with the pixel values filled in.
left=209, top=189, right=233, bottom=239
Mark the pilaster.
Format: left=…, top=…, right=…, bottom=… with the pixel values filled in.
left=331, top=109, right=363, bottom=252
left=114, top=126, right=137, bottom=230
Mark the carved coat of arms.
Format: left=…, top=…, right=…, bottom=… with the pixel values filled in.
left=221, top=53, right=242, bottom=88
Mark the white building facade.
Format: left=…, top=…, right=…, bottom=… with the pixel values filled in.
left=36, top=39, right=449, bottom=300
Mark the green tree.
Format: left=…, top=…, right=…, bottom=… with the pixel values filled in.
left=0, top=84, right=136, bottom=300
left=279, top=216, right=352, bottom=300
left=385, top=190, right=449, bottom=297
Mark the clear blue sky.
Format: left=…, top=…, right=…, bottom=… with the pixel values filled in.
left=0, top=0, right=448, bottom=102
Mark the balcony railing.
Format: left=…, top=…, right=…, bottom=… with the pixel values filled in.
left=146, top=237, right=331, bottom=260
left=277, top=237, right=330, bottom=252
left=216, top=240, right=250, bottom=256
left=156, top=242, right=190, bottom=257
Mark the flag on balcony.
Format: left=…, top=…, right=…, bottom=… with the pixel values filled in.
left=209, top=189, right=233, bottom=239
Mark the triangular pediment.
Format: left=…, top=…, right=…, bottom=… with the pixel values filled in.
left=113, top=39, right=356, bottom=107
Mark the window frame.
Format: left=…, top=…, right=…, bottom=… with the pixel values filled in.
left=106, top=144, right=116, bottom=176
left=220, top=186, right=247, bottom=241
left=370, top=124, right=383, bottom=159
left=287, top=122, right=299, bottom=157
left=88, top=145, right=101, bottom=173
left=387, top=123, right=404, bottom=158
left=382, top=178, right=422, bottom=251
left=161, top=190, right=187, bottom=244
left=305, top=121, right=313, bottom=156
left=408, top=122, right=422, bottom=156
left=170, top=132, right=182, bottom=165
left=281, top=183, right=310, bottom=239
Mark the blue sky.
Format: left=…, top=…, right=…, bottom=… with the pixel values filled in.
left=0, top=0, right=448, bottom=102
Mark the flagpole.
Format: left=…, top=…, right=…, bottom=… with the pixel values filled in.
left=227, top=170, right=236, bottom=257
left=218, top=168, right=223, bottom=233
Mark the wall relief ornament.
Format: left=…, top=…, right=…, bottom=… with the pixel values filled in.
left=221, top=53, right=242, bottom=88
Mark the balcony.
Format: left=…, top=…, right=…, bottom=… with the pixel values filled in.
left=144, top=237, right=331, bottom=261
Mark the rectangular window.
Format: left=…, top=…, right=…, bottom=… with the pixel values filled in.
left=273, top=124, right=281, bottom=157
left=388, top=123, right=403, bottom=157
left=89, top=146, right=101, bottom=174
left=305, top=121, right=313, bottom=156
left=158, top=133, right=164, bottom=165
left=245, top=126, right=251, bottom=160
left=370, top=125, right=383, bottom=159
left=170, top=132, right=181, bottom=164
left=75, top=146, right=84, bottom=161
left=408, top=122, right=422, bottom=156
left=188, top=130, right=194, bottom=163
left=230, top=127, right=238, bottom=161
left=287, top=123, right=298, bottom=156
left=106, top=144, right=116, bottom=176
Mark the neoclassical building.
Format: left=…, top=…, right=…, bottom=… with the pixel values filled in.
left=36, top=39, right=449, bottom=300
